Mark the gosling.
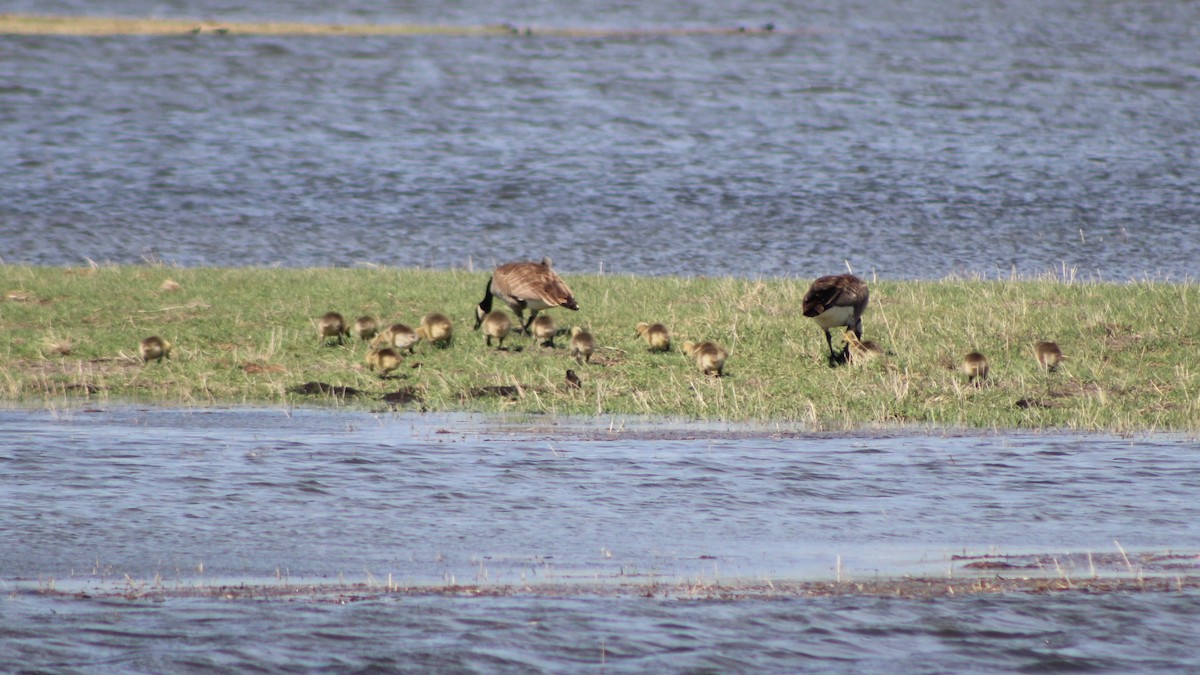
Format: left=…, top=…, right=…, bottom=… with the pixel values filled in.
left=570, top=326, right=595, bottom=365
left=139, top=336, right=172, bottom=364
left=373, top=323, right=420, bottom=354
left=1034, top=341, right=1064, bottom=372
left=843, top=328, right=885, bottom=365
left=366, top=348, right=401, bottom=378
left=317, top=311, right=349, bottom=346
left=682, top=340, right=728, bottom=377
left=353, top=316, right=379, bottom=342
left=565, top=369, right=582, bottom=390
left=531, top=314, right=558, bottom=348
left=962, top=351, right=989, bottom=385
left=416, top=312, right=453, bottom=348
left=635, top=322, right=671, bottom=352
left=481, top=311, right=512, bottom=349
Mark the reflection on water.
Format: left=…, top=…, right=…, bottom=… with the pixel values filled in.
left=2, top=1, right=1199, bottom=279
left=2, top=407, right=1199, bottom=670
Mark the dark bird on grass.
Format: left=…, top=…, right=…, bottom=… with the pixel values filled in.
left=962, top=351, right=989, bottom=385
left=565, top=369, right=582, bottom=389
left=481, top=311, right=513, bottom=349
left=1034, top=341, right=1064, bottom=372
left=139, top=336, right=172, bottom=364
left=474, top=257, right=578, bottom=335
left=802, top=274, right=869, bottom=362
left=635, top=322, right=671, bottom=353
left=570, top=326, right=595, bottom=365
left=318, top=311, right=350, bottom=346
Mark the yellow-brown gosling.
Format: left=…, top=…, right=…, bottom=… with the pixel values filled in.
left=802, top=274, right=869, bottom=362
left=570, top=326, right=595, bottom=365
left=139, top=336, right=172, bottom=364
left=565, top=369, right=582, bottom=389
left=682, top=340, right=729, bottom=377
left=531, top=314, right=558, bottom=348
left=372, top=323, right=421, bottom=354
left=474, top=257, right=578, bottom=335
left=416, top=312, right=453, bottom=348
left=1035, top=341, right=1064, bottom=372
left=843, top=328, right=884, bottom=365
left=317, top=311, right=349, bottom=346
left=353, top=316, right=379, bottom=342
left=635, top=322, right=671, bottom=352
left=481, top=310, right=512, bottom=349
left=962, top=351, right=989, bottom=385
left=365, top=347, right=401, bottom=378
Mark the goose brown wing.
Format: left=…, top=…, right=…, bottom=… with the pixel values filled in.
left=494, top=262, right=576, bottom=308
left=802, top=275, right=868, bottom=317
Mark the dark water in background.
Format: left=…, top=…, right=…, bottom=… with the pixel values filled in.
left=2, top=407, right=1200, bottom=671
left=3, top=0, right=1199, bottom=279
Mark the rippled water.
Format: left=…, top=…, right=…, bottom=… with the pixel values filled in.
left=3, top=0, right=1199, bottom=279
left=2, top=407, right=1199, bottom=670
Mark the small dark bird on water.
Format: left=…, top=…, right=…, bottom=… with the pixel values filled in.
left=565, top=369, right=582, bottom=389
left=802, top=274, right=869, bottom=364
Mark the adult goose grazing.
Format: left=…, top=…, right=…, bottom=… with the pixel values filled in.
left=802, top=274, right=869, bottom=363
left=474, top=257, right=578, bottom=335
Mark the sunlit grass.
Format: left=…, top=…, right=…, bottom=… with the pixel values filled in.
left=0, top=264, right=1196, bottom=431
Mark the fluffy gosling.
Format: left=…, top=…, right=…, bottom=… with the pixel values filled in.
left=317, top=311, right=349, bottom=346
left=366, top=348, right=402, bottom=378
left=682, top=340, right=728, bottom=377
left=843, top=328, right=885, bottom=365
left=532, top=314, right=558, bottom=347
left=139, top=336, right=172, bottom=364
left=481, top=311, right=513, bottom=349
left=416, top=312, right=453, bottom=348
left=635, top=322, right=671, bottom=352
left=372, top=323, right=420, bottom=354
left=962, top=351, right=989, bottom=385
left=570, top=326, right=595, bottom=365
left=353, top=316, right=379, bottom=342
left=1035, top=341, right=1064, bottom=372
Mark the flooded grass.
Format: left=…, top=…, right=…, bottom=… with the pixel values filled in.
left=1, top=264, right=1197, bottom=431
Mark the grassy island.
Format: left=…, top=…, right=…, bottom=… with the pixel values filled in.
left=0, top=264, right=1196, bottom=431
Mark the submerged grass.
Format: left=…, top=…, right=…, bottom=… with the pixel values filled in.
left=1, top=264, right=1197, bottom=431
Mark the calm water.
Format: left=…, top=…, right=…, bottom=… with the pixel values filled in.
left=3, top=0, right=1199, bottom=279
left=2, top=407, right=1199, bottom=670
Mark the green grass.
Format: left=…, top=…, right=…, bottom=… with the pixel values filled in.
left=1, top=264, right=1197, bottom=431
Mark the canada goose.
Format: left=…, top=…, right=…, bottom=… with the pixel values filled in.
left=565, top=369, right=582, bottom=389
left=481, top=311, right=512, bottom=349
left=139, top=336, right=172, bottom=363
left=372, top=323, right=420, bottom=354
left=802, top=274, right=869, bottom=362
left=635, top=322, right=671, bottom=352
left=416, top=312, right=453, bottom=348
left=962, top=351, right=989, bottom=385
left=474, top=257, right=578, bottom=334
left=366, top=348, right=401, bottom=378
left=843, top=328, right=884, bottom=365
left=353, top=316, right=379, bottom=342
left=682, top=340, right=728, bottom=377
left=570, top=326, right=595, bottom=365
left=531, top=314, right=558, bottom=347
left=1034, top=341, right=1064, bottom=372
left=318, top=311, right=349, bottom=346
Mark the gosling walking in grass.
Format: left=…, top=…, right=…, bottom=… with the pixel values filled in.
left=570, top=327, right=595, bottom=365
left=843, top=328, right=884, bottom=365
left=318, top=311, right=349, bottom=346
left=635, top=322, right=671, bottom=352
left=1035, top=341, right=1064, bottom=372
left=474, top=257, right=579, bottom=335
left=683, top=340, right=728, bottom=377
left=353, top=316, right=379, bottom=342
left=480, top=311, right=512, bottom=349
left=417, top=312, right=453, bottom=348
left=366, top=348, right=401, bottom=378
left=962, top=351, right=989, bottom=385
left=373, top=323, right=420, bottom=354
left=139, top=336, right=172, bottom=364
left=802, top=274, right=869, bottom=364
left=531, top=314, right=558, bottom=348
